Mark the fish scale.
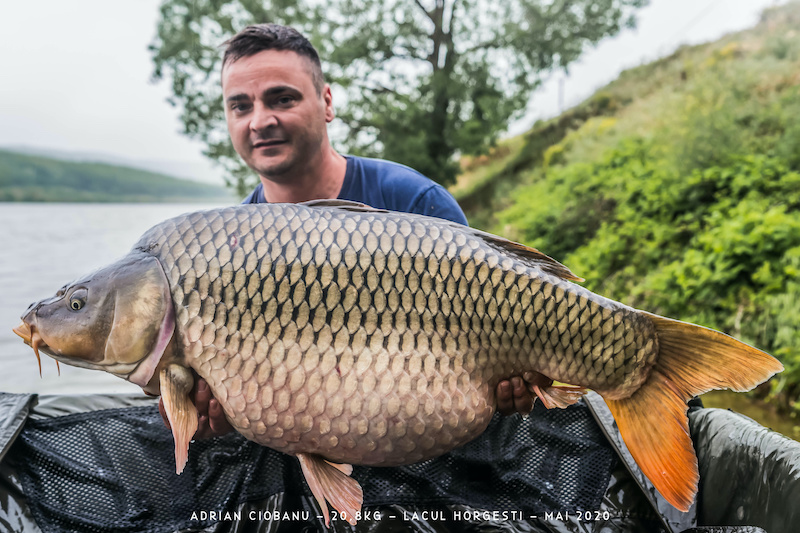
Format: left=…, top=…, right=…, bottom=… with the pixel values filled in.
left=134, top=203, right=657, bottom=466
left=17, top=201, right=782, bottom=519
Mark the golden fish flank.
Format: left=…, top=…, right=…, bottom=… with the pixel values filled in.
left=15, top=201, right=782, bottom=526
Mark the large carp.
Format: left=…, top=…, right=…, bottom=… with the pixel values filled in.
left=14, top=201, right=782, bottom=523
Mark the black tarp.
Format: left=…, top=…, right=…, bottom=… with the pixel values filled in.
left=1, top=392, right=797, bottom=533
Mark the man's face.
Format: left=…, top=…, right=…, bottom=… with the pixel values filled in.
left=222, top=50, right=334, bottom=181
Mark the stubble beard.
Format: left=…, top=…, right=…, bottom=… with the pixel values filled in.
left=256, top=154, right=296, bottom=183
left=254, top=130, right=325, bottom=186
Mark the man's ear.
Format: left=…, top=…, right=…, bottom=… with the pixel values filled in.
left=324, top=84, right=335, bottom=122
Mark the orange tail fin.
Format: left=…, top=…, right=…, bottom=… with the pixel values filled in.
left=606, top=313, right=783, bottom=512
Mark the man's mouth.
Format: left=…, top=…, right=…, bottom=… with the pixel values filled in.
left=253, top=139, right=287, bottom=149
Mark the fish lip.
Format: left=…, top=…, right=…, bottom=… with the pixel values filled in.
left=13, top=320, right=52, bottom=377
left=13, top=322, right=50, bottom=354
left=12, top=321, right=33, bottom=344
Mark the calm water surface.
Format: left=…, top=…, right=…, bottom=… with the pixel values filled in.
left=0, top=202, right=229, bottom=394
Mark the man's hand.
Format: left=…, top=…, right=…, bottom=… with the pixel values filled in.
left=496, top=376, right=534, bottom=416
left=158, top=378, right=233, bottom=439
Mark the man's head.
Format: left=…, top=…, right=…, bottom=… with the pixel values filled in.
left=221, top=24, right=334, bottom=182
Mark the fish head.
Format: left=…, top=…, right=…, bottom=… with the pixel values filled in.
left=13, top=252, right=175, bottom=393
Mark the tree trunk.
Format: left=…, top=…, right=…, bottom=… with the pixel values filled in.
left=427, top=0, right=456, bottom=183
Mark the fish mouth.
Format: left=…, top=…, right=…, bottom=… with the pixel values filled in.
left=13, top=321, right=59, bottom=377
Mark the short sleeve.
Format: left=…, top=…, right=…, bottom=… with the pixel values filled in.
left=409, top=185, right=469, bottom=226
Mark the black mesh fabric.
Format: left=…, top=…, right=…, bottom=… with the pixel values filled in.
left=355, top=401, right=616, bottom=512
left=10, top=406, right=287, bottom=533
left=9, top=400, right=616, bottom=533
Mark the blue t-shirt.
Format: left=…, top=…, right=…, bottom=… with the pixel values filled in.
left=241, top=155, right=468, bottom=226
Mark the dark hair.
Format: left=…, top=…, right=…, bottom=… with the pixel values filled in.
left=222, top=24, right=325, bottom=93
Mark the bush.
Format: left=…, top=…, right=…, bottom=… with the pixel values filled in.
left=485, top=5, right=800, bottom=419
left=498, top=138, right=800, bottom=416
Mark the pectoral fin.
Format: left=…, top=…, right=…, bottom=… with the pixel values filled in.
left=297, top=453, right=363, bottom=526
left=534, top=385, right=587, bottom=409
left=523, top=371, right=587, bottom=409
left=160, top=364, right=198, bottom=474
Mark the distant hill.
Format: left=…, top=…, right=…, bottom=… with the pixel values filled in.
left=0, top=149, right=235, bottom=202
left=0, top=145, right=226, bottom=185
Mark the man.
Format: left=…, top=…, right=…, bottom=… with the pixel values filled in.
left=153, top=23, right=689, bottom=533
left=169, top=23, right=533, bottom=440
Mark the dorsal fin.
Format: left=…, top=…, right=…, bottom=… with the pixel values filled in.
left=298, top=199, right=388, bottom=213
left=473, top=229, right=584, bottom=282
left=298, top=199, right=583, bottom=282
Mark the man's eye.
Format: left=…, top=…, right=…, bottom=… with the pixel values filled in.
left=276, top=96, right=295, bottom=106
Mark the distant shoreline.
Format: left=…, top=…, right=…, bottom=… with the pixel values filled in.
left=0, top=148, right=235, bottom=204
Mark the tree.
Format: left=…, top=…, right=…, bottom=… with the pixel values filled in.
left=150, top=0, right=647, bottom=194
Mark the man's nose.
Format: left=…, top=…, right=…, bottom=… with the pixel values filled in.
left=250, top=104, right=278, bottom=131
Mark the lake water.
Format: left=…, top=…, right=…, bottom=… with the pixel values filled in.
left=0, top=202, right=230, bottom=394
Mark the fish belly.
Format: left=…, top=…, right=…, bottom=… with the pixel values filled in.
left=196, top=347, right=496, bottom=465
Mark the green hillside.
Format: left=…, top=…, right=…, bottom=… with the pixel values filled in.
left=0, top=149, right=233, bottom=202
left=455, top=2, right=800, bottom=434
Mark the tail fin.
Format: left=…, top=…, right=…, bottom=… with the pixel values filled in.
left=605, top=313, right=783, bottom=512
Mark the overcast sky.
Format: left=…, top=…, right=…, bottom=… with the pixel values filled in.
left=0, top=0, right=787, bottom=185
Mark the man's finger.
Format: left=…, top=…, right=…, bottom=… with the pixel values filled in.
left=511, top=376, right=534, bottom=414
left=194, top=415, right=211, bottom=440
left=496, top=380, right=515, bottom=416
left=194, top=379, right=211, bottom=415
left=191, top=379, right=213, bottom=438
left=208, top=399, right=234, bottom=436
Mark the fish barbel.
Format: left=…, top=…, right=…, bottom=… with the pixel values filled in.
left=13, top=201, right=782, bottom=524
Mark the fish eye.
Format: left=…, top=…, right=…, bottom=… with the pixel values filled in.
left=68, top=288, right=88, bottom=311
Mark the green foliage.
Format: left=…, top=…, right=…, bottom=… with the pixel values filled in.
left=451, top=135, right=526, bottom=201
left=753, top=279, right=800, bottom=414
left=150, top=0, right=647, bottom=193
left=0, top=150, right=231, bottom=203
left=457, top=91, right=627, bottom=227
left=462, top=0, right=800, bottom=428
left=498, top=143, right=800, bottom=416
